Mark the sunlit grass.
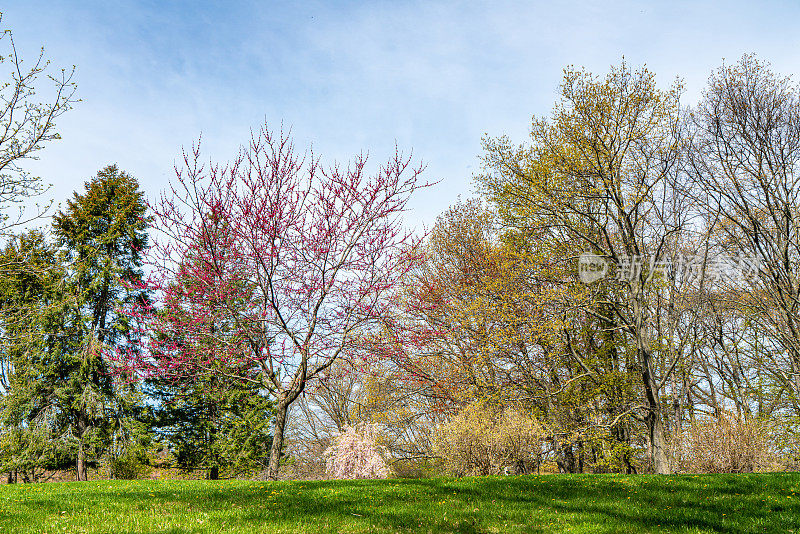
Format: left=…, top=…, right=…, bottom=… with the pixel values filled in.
left=1, top=472, right=797, bottom=533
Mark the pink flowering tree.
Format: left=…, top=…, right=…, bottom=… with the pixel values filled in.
left=120, top=123, right=426, bottom=480
left=324, top=424, right=391, bottom=479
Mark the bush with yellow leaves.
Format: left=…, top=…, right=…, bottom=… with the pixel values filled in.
left=433, top=400, right=546, bottom=476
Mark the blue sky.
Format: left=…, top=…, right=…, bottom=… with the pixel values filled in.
left=4, top=0, right=800, bottom=229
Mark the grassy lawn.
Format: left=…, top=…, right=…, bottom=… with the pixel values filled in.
left=0, top=473, right=798, bottom=533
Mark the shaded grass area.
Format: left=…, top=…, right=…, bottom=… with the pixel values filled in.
left=0, top=473, right=798, bottom=533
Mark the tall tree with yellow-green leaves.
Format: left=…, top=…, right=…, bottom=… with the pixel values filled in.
left=479, top=62, right=691, bottom=474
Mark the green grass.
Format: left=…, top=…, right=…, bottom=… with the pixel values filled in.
left=0, top=473, right=798, bottom=533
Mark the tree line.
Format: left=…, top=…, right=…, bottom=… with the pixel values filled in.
left=0, top=14, right=798, bottom=481
left=362, top=56, right=800, bottom=476
left=287, top=55, right=800, bottom=478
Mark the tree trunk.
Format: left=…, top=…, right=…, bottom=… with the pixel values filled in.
left=208, top=466, right=219, bottom=480
left=77, top=443, right=87, bottom=481
left=646, top=406, right=670, bottom=474
left=76, top=412, right=89, bottom=482
left=642, top=348, right=670, bottom=474
left=633, top=290, right=671, bottom=475
left=266, top=399, right=290, bottom=480
left=555, top=442, right=578, bottom=473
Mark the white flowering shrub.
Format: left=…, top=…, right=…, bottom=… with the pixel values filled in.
left=324, top=423, right=391, bottom=479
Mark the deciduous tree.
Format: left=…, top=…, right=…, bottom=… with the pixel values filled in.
left=689, top=55, right=800, bottom=411
left=324, top=423, right=390, bottom=479
left=479, top=62, right=689, bottom=473
left=126, top=123, right=427, bottom=480
left=0, top=14, right=77, bottom=237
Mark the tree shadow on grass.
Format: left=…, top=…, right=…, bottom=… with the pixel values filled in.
left=3, top=474, right=800, bottom=533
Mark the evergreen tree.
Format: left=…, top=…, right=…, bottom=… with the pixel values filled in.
left=0, top=231, right=73, bottom=482
left=145, top=211, right=274, bottom=479
left=148, top=374, right=273, bottom=479
left=51, top=165, right=151, bottom=480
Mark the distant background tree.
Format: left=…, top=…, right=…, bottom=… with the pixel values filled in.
left=375, top=199, right=634, bottom=474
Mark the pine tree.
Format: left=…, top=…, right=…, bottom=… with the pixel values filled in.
left=51, top=165, right=151, bottom=481
left=0, top=231, right=73, bottom=482
left=148, top=374, right=273, bottom=479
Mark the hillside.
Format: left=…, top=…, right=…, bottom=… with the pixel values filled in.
left=1, top=473, right=797, bottom=533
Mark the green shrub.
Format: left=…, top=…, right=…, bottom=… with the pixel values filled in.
left=109, top=452, right=151, bottom=480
